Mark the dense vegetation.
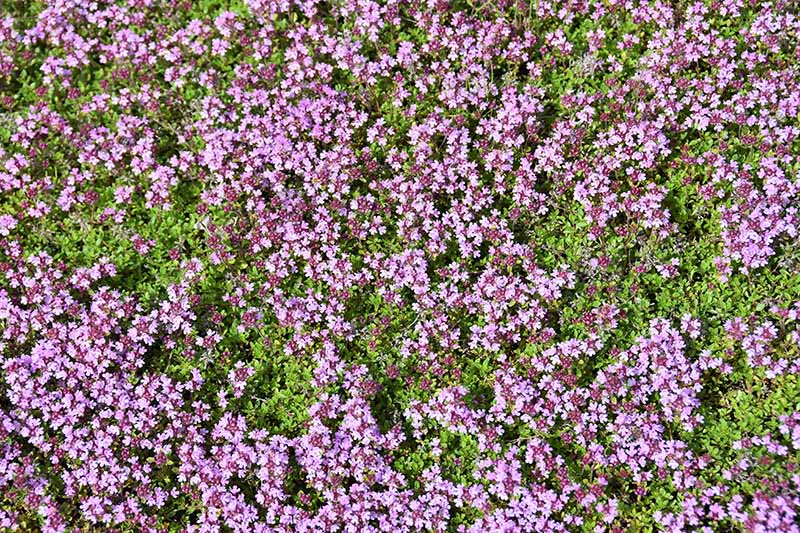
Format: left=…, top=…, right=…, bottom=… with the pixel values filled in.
left=1, top=0, right=800, bottom=531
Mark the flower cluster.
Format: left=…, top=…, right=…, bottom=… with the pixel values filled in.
left=1, top=0, right=800, bottom=531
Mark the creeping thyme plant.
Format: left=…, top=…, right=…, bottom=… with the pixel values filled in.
left=1, top=0, right=800, bottom=531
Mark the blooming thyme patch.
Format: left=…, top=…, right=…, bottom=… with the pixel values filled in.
left=1, top=0, right=800, bottom=531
